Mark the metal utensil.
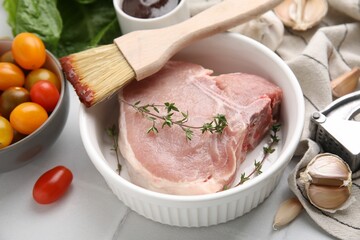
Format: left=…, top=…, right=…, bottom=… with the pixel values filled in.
left=310, top=90, right=360, bottom=172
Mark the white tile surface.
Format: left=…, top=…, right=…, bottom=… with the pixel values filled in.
left=0, top=1, right=335, bottom=239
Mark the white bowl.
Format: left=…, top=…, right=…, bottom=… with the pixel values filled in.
left=113, top=0, right=190, bottom=34
left=79, top=33, right=304, bottom=227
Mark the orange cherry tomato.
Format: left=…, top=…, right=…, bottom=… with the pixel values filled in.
left=0, top=62, right=25, bottom=91
left=10, top=102, right=48, bottom=135
left=25, top=68, right=61, bottom=91
left=33, top=166, right=73, bottom=204
left=0, top=116, right=13, bottom=149
left=12, top=32, right=46, bottom=70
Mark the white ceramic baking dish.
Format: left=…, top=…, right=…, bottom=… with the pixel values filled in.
left=79, top=32, right=304, bottom=227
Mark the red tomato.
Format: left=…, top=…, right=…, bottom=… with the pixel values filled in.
left=33, top=166, right=73, bottom=204
left=30, top=80, right=60, bottom=112
left=12, top=32, right=46, bottom=70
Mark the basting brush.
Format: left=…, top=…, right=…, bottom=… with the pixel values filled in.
left=60, top=0, right=282, bottom=107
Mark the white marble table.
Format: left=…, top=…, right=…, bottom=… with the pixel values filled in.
left=0, top=4, right=334, bottom=239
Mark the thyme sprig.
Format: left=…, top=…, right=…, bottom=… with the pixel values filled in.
left=236, top=123, right=281, bottom=186
left=122, top=100, right=228, bottom=140
left=106, top=124, right=122, bottom=174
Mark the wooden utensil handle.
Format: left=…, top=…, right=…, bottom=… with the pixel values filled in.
left=115, top=0, right=282, bottom=80
left=177, top=0, right=282, bottom=41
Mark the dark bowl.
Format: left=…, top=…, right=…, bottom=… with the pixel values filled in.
left=0, top=40, right=70, bottom=172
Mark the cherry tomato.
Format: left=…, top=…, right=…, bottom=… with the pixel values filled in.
left=30, top=81, right=60, bottom=112
left=25, top=68, right=61, bottom=91
left=0, top=50, right=16, bottom=64
left=0, top=87, right=30, bottom=119
left=33, top=166, right=73, bottom=204
left=0, top=62, right=25, bottom=91
left=12, top=32, right=46, bottom=70
left=10, top=102, right=48, bottom=135
left=0, top=116, right=13, bottom=149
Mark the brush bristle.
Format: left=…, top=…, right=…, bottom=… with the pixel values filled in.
left=60, top=44, right=135, bottom=107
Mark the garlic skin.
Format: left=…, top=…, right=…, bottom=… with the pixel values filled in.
left=273, top=197, right=303, bottom=230
left=300, top=153, right=353, bottom=212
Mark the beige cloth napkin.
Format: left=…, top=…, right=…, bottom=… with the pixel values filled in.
left=189, top=0, right=360, bottom=239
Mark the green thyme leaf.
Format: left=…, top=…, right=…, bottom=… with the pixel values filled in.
left=235, top=124, right=281, bottom=188
left=106, top=124, right=121, bottom=174
left=122, top=100, right=228, bottom=140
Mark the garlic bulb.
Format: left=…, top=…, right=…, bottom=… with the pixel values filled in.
left=229, top=11, right=284, bottom=51
left=300, top=153, right=353, bottom=212
left=274, top=0, right=328, bottom=31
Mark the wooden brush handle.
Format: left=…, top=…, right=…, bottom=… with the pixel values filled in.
left=114, top=0, right=282, bottom=80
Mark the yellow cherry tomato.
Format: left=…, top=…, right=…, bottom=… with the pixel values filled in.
left=25, top=68, right=61, bottom=91
left=0, top=116, right=13, bottom=149
left=10, top=102, right=48, bottom=135
left=12, top=32, right=46, bottom=70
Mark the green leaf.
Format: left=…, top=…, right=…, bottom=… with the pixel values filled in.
left=3, top=0, right=63, bottom=50
left=270, top=134, right=280, bottom=142
left=162, top=120, right=171, bottom=128
left=263, top=146, right=275, bottom=154
left=106, top=124, right=117, bottom=137
left=140, top=105, right=150, bottom=113
left=254, top=161, right=263, bottom=174
left=185, top=128, right=193, bottom=141
left=164, top=102, right=179, bottom=113
left=75, top=0, right=96, bottom=4
left=3, top=0, right=17, bottom=29
left=271, top=123, right=281, bottom=132
left=240, top=173, right=250, bottom=184
left=56, top=0, right=121, bottom=57
left=125, top=99, right=229, bottom=141
left=146, top=116, right=156, bottom=121
left=106, top=123, right=122, bottom=174
left=147, top=126, right=158, bottom=134
left=3, top=0, right=122, bottom=57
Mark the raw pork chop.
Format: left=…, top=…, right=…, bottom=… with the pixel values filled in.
left=118, top=61, right=282, bottom=195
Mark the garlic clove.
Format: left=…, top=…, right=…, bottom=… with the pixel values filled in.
left=331, top=67, right=360, bottom=99
left=306, top=184, right=350, bottom=210
left=305, top=153, right=351, bottom=187
left=273, top=197, right=303, bottom=230
left=274, top=0, right=328, bottom=31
